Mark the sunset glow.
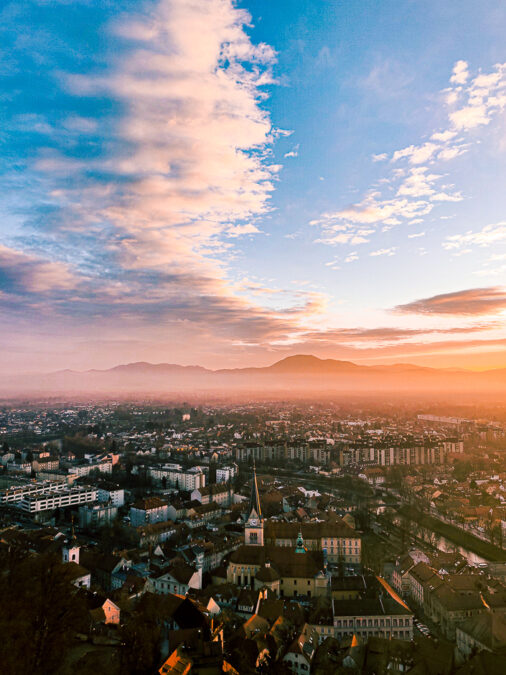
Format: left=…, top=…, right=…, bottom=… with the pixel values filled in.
left=1, top=0, right=506, bottom=375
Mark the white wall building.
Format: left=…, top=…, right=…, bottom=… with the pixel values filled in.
left=19, top=487, right=98, bottom=513
left=216, top=465, right=238, bottom=483
left=149, top=465, right=206, bottom=491
left=97, top=486, right=125, bottom=507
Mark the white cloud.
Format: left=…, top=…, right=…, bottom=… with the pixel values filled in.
left=226, top=224, right=261, bottom=237
left=372, top=153, right=388, bottom=162
left=430, top=191, right=463, bottom=202
left=392, top=142, right=438, bottom=165
left=312, top=60, right=506, bottom=252
left=408, top=231, right=425, bottom=238
left=444, top=222, right=506, bottom=249
left=284, top=143, right=299, bottom=158
left=431, top=130, right=457, bottom=142
left=450, top=104, right=490, bottom=130
left=370, top=247, right=397, bottom=257
left=437, top=145, right=467, bottom=161
left=450, top=60, right=469, bottom=85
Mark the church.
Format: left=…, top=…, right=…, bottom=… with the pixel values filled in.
left=226, top=466, right=329, bottom=598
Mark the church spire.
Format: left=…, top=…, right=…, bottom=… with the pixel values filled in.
left=249, top=460, right=262, bottom=520
left=245, top=460, right=264, bottom=546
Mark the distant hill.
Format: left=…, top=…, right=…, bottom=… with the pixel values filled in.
left=2, top=354, right=506, bottom=399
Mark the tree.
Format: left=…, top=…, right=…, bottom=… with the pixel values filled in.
left=0, top=553, right=87, bottom=675
left=120, top=595, right=163, bottom=675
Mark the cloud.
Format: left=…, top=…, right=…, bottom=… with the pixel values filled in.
left=311, top=59, right=506, bottom=251
left=443, top=222, right=506, bottom=249
left=450, top=60, right=469, bottom=85
left=0, top=0, right=344, bottom=364
left=392, top=142, right=438, bottom=164
left=284, top=143, right=299, bottom=158
left=370, top=247, right=397, bottom=257
left=395, top=287, right=506, bottom=316
left=449, top=104, right=490, bottom=130
left=9, top=0, right=335, bottom=347
left=430, top=130, right=457, bottom=142
left=372, top=153, right=388, bottom=162
left=0, top=245, right=78, bottom=295
left=312, top=192, right=433, bottom=247
left=316, top=45, right=334, bottom=67
left=226, top=224, right=262, bottom=237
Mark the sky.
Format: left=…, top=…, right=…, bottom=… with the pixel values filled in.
left=1, top=0, right=506, bottom=374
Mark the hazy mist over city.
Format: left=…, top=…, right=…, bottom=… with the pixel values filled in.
left=1, top=1, right=506, bottom=674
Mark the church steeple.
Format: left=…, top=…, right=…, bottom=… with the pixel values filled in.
left=245, top=461, right=264, bottom=546
left=249, top=460, right=262, bottom=520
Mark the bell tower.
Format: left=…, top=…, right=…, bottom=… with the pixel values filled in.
left=245, top=461, right=264, bottom=546
left=62, top=519, right=80, bottom=564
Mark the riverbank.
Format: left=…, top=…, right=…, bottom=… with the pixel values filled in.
left=399, top=506, right=505, bottom=562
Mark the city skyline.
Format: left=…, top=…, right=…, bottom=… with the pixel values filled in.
left=1, top=0, right=506, bottom=375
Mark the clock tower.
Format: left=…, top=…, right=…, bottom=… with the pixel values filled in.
left=245, top=462, right=264, bottom=546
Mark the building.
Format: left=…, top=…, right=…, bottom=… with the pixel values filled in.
left=227, top=465, right=328, bottom=598
left=78, top=502, right=118, bottom=529
left=129, top=497, right=169, bottom=527
left=333, top=596, right=413, bottom=641
left=282, top=623, right=319, bottom=674
left=244, top=465, right=264, bottom=546
left=191, top=483, right=234, bottom=507
left=456, top=611, right=506, bottom=657
left=407, top=561, right=441, bottom=607
left=149, top=464, right=206, bottom=491
left=264, top=519, right=361, bottom=568
left=216, top=464, right=238, bottom=483
left=68, top=460, right=113, bottom=477
left=97, top=486, right=125, bottom=507
left=18, top=486, right=98, bottom=513
left=151, top=562, right=202, bottom=595
left=339, top=440, right=463, bottom=467
left=0, top=479, right=69, bottom=505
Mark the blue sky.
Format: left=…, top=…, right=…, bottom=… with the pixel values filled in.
left=1, top=0, right=506, bottom=373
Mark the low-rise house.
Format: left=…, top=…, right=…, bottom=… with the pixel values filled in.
left=427, top=584, right=486, bottom=639
left=456, top=610, right=506, bottom=657
left=283, top=623, right=319, bottom=675
left=191, top=484, right=234, bottom=507
left=89, top=598, right=121, bottom=626
left=392, top=555, right=416, bottom=597
left=151, top=562, right=202, bottom=595
left=408, top=561, right=441, bottom=607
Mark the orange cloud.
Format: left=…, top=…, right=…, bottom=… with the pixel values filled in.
left=394, top=287, right=506, bottom=316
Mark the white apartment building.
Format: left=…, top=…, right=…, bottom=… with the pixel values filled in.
left=68, top=460, right=113, bottom=477
left=0, top=480, right=69, bottom=505
left=129, top=497, right=169, bottom=527
left=149, top=465, right=206, bottom=491
left=79, top=502, right=118, bottom=528
left=216, top=465, right=238, bottom=483
left=19, top=487, right=98, bottom=513
left=97, top=486, right=125, bottom=507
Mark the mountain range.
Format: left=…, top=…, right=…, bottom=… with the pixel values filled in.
left=3, top=354, right=506, bottom=398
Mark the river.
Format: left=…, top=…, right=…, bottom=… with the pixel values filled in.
left=392, top=516, right=488, bottom=566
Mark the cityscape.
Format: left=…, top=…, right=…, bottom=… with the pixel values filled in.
left=1, top=400, right=506, bottom=673
left=1, top=0, right=506, bottom=674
